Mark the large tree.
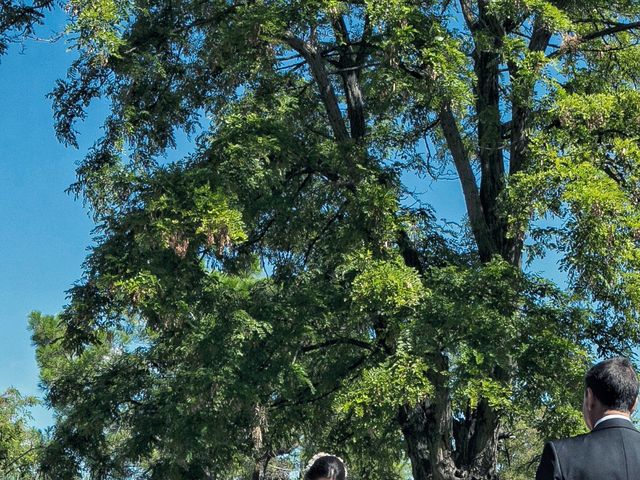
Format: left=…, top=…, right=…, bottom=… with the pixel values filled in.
left=33, top=0, right=640, bottom=478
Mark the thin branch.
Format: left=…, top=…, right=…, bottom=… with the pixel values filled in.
left=274, top=60, right=306, bottom=72
left=275, top=53, right=304, bottom=62
left=304, top=124, right=334, bottom=140
left=269, top=355, right=369, bottom=409
left=178, top=4, right=238, bottom=32
left=582, top=20, right=640, bottom=41
left=332, top=14, right=351, bottom=46
left=548, top=20, right=640, bottom=59
left=398, top=60, right=427, bottom=80
left=301, top=337, right=374, bottom=353
left=328, top=62, right=381, bottom=74
left=303, top=201, right=347, bottom=265
left=2, top=445, right=42, bottom=475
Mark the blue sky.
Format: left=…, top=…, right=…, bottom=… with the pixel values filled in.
left=0, top=10, right=203, bottom=429
left=0, top=10, right=567, bottom=432
left=0, top=11, right=94, bottom=427
left=0, top=9, right=196, bottom=429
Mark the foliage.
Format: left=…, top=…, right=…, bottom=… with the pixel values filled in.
left=29, top=0, right=640, bottom=478
left=0, top=0, right=55, bottom=58
left=0, top=388, right=41, bottom=479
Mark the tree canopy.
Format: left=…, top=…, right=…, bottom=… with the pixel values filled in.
left=25, top=0, right=640, bottom=479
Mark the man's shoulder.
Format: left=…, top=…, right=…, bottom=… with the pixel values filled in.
left=551, top=422, right=640, bottom=455
left=549, top=432, right=590, bottom=452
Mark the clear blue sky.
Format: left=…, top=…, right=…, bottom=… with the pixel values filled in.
left=0, top=10, right=96, bottom=427
left=0, top=10, right=565, bottom=432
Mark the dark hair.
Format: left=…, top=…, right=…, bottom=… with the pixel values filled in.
left=585, top=357, right=639, bottom=411
left=304, top=455, right=346, bottom=480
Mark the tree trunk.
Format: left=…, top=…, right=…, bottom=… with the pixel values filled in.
left=454, top=400, right=500, bottom=479
left=399, top=356, right=500, bottom=480
left=399, top=403, right=434, bottom=480
left=251, top=456, right=269, bottom=480
left=401, top=400, right=500, bottom=480
left=399, top=397, right=458, bottom=480
left=251, top=404, right=269, bottom=480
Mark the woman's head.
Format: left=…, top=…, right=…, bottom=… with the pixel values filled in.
left=304, top=454, right=346, bottom=480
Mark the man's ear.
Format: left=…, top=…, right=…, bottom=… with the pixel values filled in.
left=585, top=387, right=594, bottom=408
left=630, top=396, right=637, bottom=415
left=583, top=387, right=594, bottom=430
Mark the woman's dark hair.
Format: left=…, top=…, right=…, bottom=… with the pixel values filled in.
left=304, top=455, right=346, bottom=480
left=585, top=357, right=639, bottom=412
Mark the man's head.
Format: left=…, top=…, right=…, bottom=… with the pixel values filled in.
left=582, top=357, right=639, bottom=430
left=304, top=455, right=346, bottom=480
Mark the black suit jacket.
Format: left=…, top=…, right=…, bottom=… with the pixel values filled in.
left=536, top=418, right=640, bottom=480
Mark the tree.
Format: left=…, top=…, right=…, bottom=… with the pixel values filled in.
left=0, top=388, right=41, bottom=479
left=33, top=0, right=640, bottom=478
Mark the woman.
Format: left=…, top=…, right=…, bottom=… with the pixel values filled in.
left=303, top=453, right=347, bottom=480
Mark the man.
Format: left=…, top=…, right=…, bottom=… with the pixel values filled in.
left=536, top=357, right=640, bottom=479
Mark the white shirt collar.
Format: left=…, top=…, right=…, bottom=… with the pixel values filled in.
left=593, top=414, right=633, bottom=429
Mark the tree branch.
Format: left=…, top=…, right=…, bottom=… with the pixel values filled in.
left=301, top=337, right=374, bottom=353
left=331, top=15, right=368, bottom=139
left=269, top=355, right=369, bottom=408
left=548, top=20, right=640, bottom=59
left=281, top=32, right=350, bottom=143
left=439, top=102, right=494, bottom=261
left=509, top=20, right=551, bottom=176
left=303, top=201, right=347, bottom=265
left=459, top=0, right=477, bottom=31
left=582, top=20, right=640, bottom=42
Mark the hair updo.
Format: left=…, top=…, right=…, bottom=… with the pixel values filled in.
left=304, top=454, right=347, bottom=480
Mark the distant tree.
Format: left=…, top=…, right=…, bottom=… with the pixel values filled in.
left=0, top=388, right=41, bottom=479
left=33, top=0, right=640, bottom=479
